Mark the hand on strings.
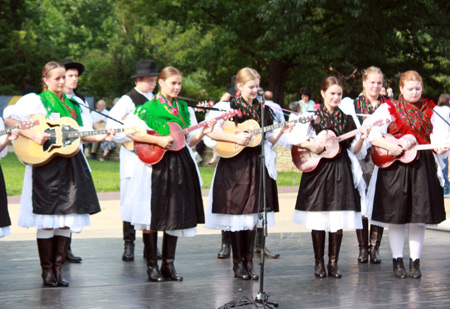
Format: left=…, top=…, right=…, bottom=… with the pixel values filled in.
left=398, top=136, right=416, bottom=151
left=104, top=129, right=116, bottom=142
left=156, top=135, right=174, bottom=148
left=387, top=143, right=404, bottom=157
left=307, top=142, right=325, bottom=154
left=31, top=132, right=50, bottom=145
left=235, top=132, right=252, bottom=146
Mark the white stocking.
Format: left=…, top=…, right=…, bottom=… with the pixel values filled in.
left=408, top=223, right=425, bottom=260
left=36, top=229, right=55, bottom=239
left=388, top=224, right=406, bottom=259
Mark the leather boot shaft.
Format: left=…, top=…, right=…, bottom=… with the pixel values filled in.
left=229, top=231, right=250, bottom=280
left=217, top=230, right=231, bottom=259
left=369, top=225, right=384, bottom=264
left=122, top=221, right=136, bottom=261
left=311, top=230, right=326, bottom=278
left=143, top=233, right=163, bottom=282
left=328, top=231, right=343, bottom=279
left=243, top=230, right=258, bottom=280
left=356, top=218, right=369, bottom=263
left=53, top=236, right=70, bottom=287
left=37, top=238, right=58, bottom=287
left=161, top=233, right=183, bottom=281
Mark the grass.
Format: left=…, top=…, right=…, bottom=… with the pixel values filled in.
left=1, top=152, right=301, bottom=196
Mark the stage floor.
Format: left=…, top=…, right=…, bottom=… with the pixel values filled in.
left=1, top=230, right=450, bottom=309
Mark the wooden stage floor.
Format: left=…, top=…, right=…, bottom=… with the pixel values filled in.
left=1, top=230, right=450, bottom=308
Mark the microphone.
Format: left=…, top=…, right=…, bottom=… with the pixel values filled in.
left=257, top=88, right=264, bottom=96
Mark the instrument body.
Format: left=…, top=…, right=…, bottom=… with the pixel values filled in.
left=292, top=118, right=390, bottom=172
left=291, top=130, right=341, bottom=172
left=370, top=133, right=448, bottom=168
left=134, top=110, right=240, bottom=165
left=14, top=114, right=141, bottom=166
left=214, top=114, right=315, bottom=158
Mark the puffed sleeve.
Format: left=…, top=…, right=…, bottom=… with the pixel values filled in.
left=3, top=93, right=46, bottom=121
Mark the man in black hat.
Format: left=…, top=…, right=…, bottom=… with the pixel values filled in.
left=60, top=58, right=93, bottom=129
left=59, top=58, right=94, bottom=263
left=106, top=59, right=160, bottom=261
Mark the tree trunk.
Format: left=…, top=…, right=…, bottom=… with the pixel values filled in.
left=267, top=59, right=288, bottom=107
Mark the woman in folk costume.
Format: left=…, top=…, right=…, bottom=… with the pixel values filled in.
left=205, top=67, right=290, bottom=280
left=290, top=76, right=367, bottom=279
left=3, top=61, right=114, bottom=287
left=352, top=66, right=391, bottom=264
left=0, top=119, right=18, bottom=238
left=366, top=70, right=447, bottom=278
left=124, top=66, right=214, bottom=282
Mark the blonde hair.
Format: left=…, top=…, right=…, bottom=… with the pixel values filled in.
left=235, top=68, right=261, bottom=90
left=363, top=66, right=384, bottom=81
left=399, top=70, right=423, bottom=88
left=41, top=61, right=64, bottom=91
left=159, top=66, right=182, bottom=81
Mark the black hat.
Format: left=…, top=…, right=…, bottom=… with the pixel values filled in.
left=60, top=58, right=85, bottom=76
left=225, top=75, right=237, bottom=97
left=130, top=59, right=159, bottom=79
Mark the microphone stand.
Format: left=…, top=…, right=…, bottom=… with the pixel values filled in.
left=255, top=90, right=278, bottom=308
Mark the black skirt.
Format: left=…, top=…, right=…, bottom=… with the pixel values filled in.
left=0, top=165, right=11, bottom=228
left=150, top=147, right=204, bottom=231
left=32, top=152, right=101, bottom=215
left=372, top=150, right=446, bottom=224
left=295, top=150, right=361, bottom=212
left=212, top=145, right=279, bottom=215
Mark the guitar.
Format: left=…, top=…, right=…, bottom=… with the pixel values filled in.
left=1, top=119, right=40, bottom=136
left=13, top=114, right=144, bottom=166
left=133, top=110, right=241, bottom=165
left=214, top=114, right=316, bottom=158
left=371, top=133, right=450, bottom=168
left=292, top=119, right=389, bottom=172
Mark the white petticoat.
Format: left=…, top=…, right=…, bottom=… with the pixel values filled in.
left=17, top=165, right=91, bottom=233
left=292, top=210, right=362, bottom=232
left=0, top=226, right=11, bottom=238
left=204, top=168, right=276, bottom=232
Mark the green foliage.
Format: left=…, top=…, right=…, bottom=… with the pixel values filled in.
left=0, top=0, right=449, bottom=103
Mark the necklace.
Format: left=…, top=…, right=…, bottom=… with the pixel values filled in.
left=157, top=93, right=179, bottom=116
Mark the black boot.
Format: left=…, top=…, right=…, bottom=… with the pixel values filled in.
left=230, top=231, right=250, bottom=280
left=217, top=231, right=231, bottom=259
left=143, top=233, right=164, bottom=282
left=65, top=235, right=82, bottom=263
left=37, top=238, right=58, bottom=287
left=122, top=221, right=136, bottom=261
left=327, top=231, right=343, bottom=279
left=369, top=225, right=384, bottom=264
left=243, top=230, right=259, bottom=280
left=143, top=233, right=162, bottom=259
left=255, top=227, right=280, bottom=259
left=53, top=236, right=70, bottom=287
left=393, top=258, right=406, bottom=278
left=409, top=258, right=421, bottom=279
left=311, top=230, right=326, bottom=278
left=160, top=233, right=183, bottom=281
left=356, top=218, right=369, bottom=263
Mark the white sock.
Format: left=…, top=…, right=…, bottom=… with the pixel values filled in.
left=36, top=229, right=54, bottom=239
left=54, top=228, right=71, bottom=238
left=409, top=223, right=425, bottom=260
left=388, top=224, right=406, bottom=259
